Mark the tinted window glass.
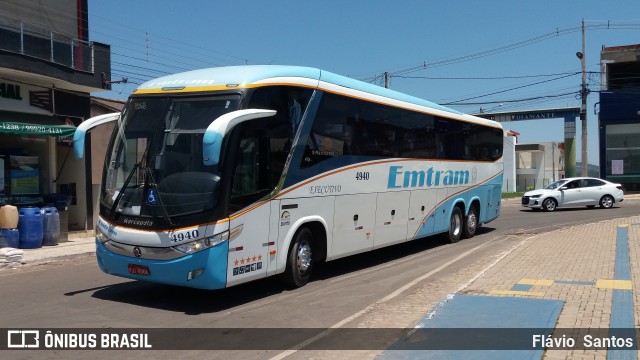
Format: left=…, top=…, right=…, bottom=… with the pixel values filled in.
left=586, top=179, right=605, bottom=187
left=248, top=86, right=313, bottom=144
left=301, top=92, right=502, bottom=168
left=566, top=180, right=582, bottom=189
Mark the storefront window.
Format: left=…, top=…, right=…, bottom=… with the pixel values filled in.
left=606, top=123, right=640, bottom=176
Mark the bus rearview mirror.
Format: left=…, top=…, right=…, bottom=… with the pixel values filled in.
left=73, top=113, right=121, bottom=159
left=202, top=109, right=277, bottom=166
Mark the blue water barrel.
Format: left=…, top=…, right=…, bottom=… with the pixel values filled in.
left=41, top=206, right=60, bottom=246
left=0, top=229, right=19, bottom=248
left=18, top=207, right=43, bottom=249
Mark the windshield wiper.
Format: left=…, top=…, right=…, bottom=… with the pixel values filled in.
left=108, top=163, right=175, bottom=227
left=109, top=163, right=139, bottom=220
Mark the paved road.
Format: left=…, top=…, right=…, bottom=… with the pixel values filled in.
left=2, top=199, right=639, bottom=359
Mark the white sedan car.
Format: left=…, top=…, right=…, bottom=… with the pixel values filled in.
left=522, top=177, right=624, bottom=211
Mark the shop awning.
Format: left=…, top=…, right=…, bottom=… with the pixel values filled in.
left=0, top=111, right=76, bottom=137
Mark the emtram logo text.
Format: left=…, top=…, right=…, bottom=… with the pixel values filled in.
left=387, top=166, right=470, bottom=189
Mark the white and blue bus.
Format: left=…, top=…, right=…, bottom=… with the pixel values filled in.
left=74, top=66, right=503, bottom=289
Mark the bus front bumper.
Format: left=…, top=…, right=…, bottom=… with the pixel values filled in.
left=95, top=239, right=228, bottom=290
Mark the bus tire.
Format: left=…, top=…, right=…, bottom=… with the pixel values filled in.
left=282, top=227, right=314, bottom=288
left=448, top=206, right=463, bottom=243
left=463, top=205, right=478, bottom=239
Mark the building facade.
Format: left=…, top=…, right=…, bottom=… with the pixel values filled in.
left=515, top=142, right=564, bottom=192
left=599, top=44, right=640, bottom=190
left=0, top=0, right=111, bottom=232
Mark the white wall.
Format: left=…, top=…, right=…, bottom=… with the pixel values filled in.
left=515, top=142, right=563, bottom=191
left=503, top=133, right=516, bottom=192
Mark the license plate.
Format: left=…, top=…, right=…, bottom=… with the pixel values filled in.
left=128, top=264, right=150, bottom=276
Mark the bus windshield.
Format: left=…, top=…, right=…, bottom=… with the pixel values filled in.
left=101, top=95, right=240, bottom=220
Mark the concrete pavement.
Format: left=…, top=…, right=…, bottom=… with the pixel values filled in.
left=3, top=195, right=640, bottom=359
left=381, top=199, right=640, bottom=359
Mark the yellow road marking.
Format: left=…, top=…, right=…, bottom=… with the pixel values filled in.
left=596, top=279, right=632, bottom=290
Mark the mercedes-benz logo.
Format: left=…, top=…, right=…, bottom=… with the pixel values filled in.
left=133, top=247, right=142, bottom=258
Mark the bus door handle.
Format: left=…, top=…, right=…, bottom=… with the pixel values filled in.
left=353, top=214, right=358, bottom=221
left=391, top=210, right=395, bottom=216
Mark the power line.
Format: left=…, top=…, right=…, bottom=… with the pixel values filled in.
left=360, top=21, right=640, bottom=83
left=0, top=2, right=252, bottom=86
left=443, top=91, right=577, bottom=106
left=392, top=72, right=583, bottom=81
left=443, top=73, right=579, bottom=104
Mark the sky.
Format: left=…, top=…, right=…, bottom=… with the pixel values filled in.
left=88, top=0, right=640, bottom=166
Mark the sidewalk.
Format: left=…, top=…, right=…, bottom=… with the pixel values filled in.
left=380, top=212, right=640, bottom=359
left=18, top=231, right=95, bottom=266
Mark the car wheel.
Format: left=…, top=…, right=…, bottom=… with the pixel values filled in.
left=463, top=205, right=478, bottom=239
left=542, top=198, right=557, bottom=212
left=447, top=207, right=463, bottom=243
left=282, top=227, right=314, bottom=288
left=599, top=195, right=614, bottom=209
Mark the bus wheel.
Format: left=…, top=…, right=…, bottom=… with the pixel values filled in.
left=463, top=206, right=478, bottom=239
left=283, top=227, right=314, bottom=288
left=448, top=207, right=463, bottom=243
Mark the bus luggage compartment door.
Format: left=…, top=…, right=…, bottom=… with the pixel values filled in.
left=374, top=191, right=410, bottom=249
left=408, top=189, right=437, bottom=239
left=331, top=194, right=376, bottom=259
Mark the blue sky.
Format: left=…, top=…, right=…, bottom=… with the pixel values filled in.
left=88, top=0, right=640, bottom=166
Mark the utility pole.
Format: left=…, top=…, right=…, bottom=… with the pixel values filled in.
left=384, top=72, right=390, bottom=89
left=580, top=18, right=588, bottom=176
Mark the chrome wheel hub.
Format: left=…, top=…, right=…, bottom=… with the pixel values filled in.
left=451, top=214, right=461, bottom=236
left=467, top=214, right=477, bottom=232
left=297, top=241, right=312, bottom=273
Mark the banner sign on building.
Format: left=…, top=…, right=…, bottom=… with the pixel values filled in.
left=612, top=160, right=624, bottom=175
left=9, top=156, right=39, bottom=195
left=0, top=82, right=52, bottom=115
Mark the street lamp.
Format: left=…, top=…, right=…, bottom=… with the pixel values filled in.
left=479, top=104, right=503, bottom=113
left=488, top=104, right=503, bottom=112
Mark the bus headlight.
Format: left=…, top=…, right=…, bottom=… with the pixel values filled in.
left=172, top=231, right=229, bottom=255
left=95, top=228, right=108, bottom=243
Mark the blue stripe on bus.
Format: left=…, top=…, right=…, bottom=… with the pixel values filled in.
left=412, top=173, right=502, bottom=239
left=284, top=155, right=386, bottom=188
